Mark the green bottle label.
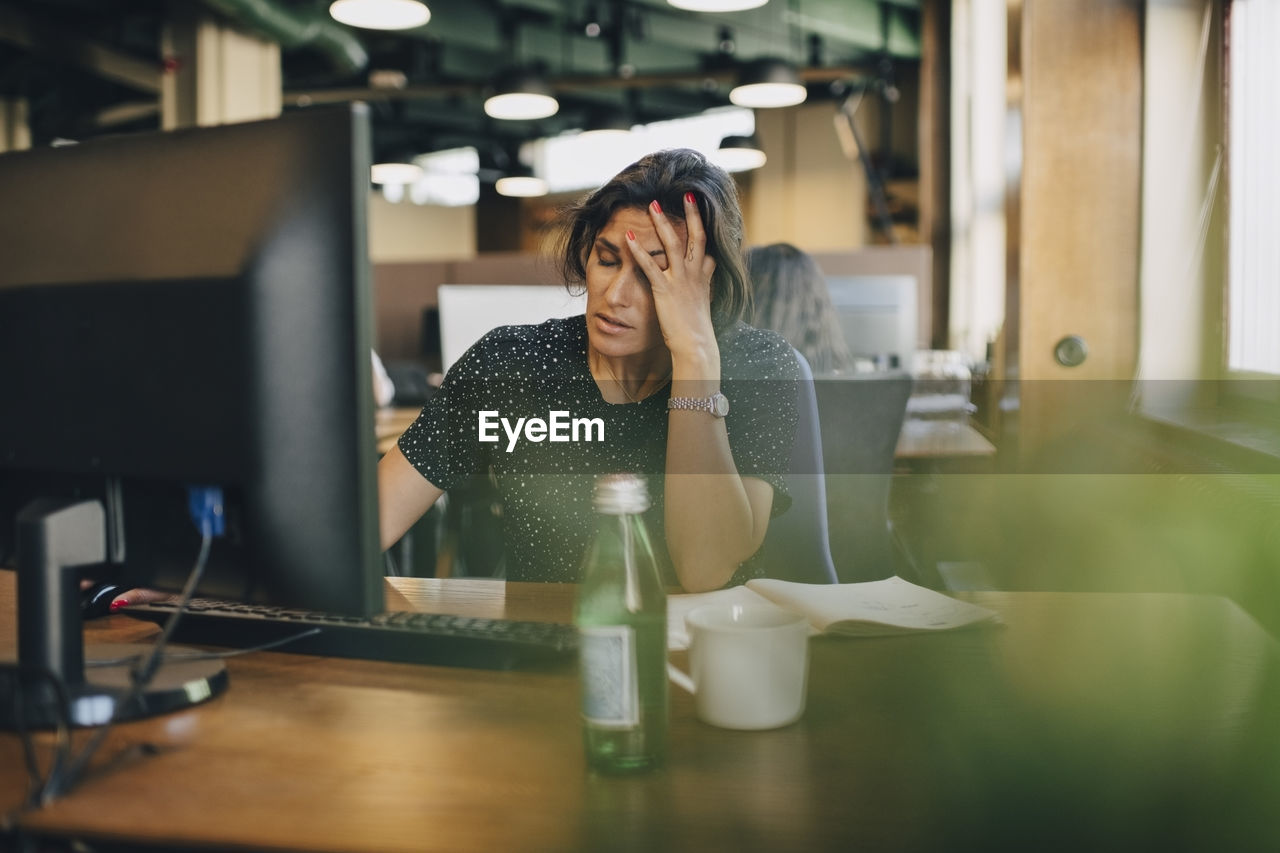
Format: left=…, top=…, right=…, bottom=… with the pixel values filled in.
left=579, top=625, right=639, bottom=728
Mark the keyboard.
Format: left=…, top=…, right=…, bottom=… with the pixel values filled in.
left=123, top=599, right=579, bottom=671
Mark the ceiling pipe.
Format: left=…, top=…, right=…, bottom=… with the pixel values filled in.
left=284, top=64, right=872, bottom=107
left=200, top=0, right=369, bottom=75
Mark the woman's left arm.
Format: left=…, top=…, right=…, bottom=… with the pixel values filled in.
left=626, top=193, right=773, bottom=592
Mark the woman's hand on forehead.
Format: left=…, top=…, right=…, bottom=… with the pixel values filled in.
left=625, top=192, right=718, bottom=359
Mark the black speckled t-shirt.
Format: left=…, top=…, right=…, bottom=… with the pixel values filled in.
left=398, top=314, right=799, bottom=586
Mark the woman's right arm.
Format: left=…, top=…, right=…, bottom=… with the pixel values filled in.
left=378, top=445, right=444, bottom=550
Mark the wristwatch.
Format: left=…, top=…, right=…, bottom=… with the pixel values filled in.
left=668, top=392, right=730, bottom=418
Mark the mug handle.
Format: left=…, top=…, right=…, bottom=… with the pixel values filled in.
left=666, top=662, right=696, bottom=694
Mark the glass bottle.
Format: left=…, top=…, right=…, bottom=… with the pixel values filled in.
left=575, top=473, right=668, bottom=773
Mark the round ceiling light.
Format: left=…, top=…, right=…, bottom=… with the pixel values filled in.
left=370, top=159, right=424, bottom=185
left=495, top=174, right=549, bottom=198
left=711, top=135, right=767, bottom=172
left=330, top=0, right=431, bottom=30
left=577, top=107, right=634, bottom=142
left=484, top=69, right=560, bottom=121
left=729, top=59, right=807, bottom=109
left=667, top=0, right=768, bottom=11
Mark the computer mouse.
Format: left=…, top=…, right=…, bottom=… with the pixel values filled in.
left=81, top=581, right=126, bottom=620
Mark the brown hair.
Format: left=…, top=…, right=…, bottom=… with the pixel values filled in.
left=549, top=148, right=751, bottom=333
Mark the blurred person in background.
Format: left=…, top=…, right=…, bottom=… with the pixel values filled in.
left=747, top=242, right=855, bottom=376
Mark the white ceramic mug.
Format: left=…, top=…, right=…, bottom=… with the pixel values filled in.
left=667, top=603, right=810, bottom=730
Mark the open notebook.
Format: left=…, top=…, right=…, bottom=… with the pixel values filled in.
left=667, top=576, right=1000, bottom=651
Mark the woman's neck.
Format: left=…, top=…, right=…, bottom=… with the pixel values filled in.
left=589, top=348, right=673, bottom=404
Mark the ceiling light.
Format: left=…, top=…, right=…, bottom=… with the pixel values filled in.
left=712, top=135, right=767, bottom=172
left=495, top=176, right=549, bottom=198
left=667, top=0, right=768, bottom=11
left=577, top=107, right=634, bottom=142
left=484, top=69, right=560, bottom=121
left=494, top=164, right=548, bottom=197
left=729, top=59, right=807, bottom=109
left=370, top=155, right=424, bottom=185
left=330, top=0, right=431, bottom=30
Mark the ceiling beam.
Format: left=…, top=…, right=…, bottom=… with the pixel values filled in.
left=0, top=5, right=161, bottom=95
left=95, top=100, right=162, bottom=128
left=284, top=64, right=873, bottom=108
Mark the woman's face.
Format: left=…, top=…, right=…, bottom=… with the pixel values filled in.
left=584, top=205, right=688, bottom=362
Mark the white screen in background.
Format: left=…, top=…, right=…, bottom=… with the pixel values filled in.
left=824, top=275, right=918, bottom=365
left=437, top=284, right=587, bottom=373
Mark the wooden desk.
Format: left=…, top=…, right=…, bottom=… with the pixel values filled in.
left=4, top=575, right=1280, bottom=852
left=375, top=406, right=422, bottom=456
left=894, top=418, right=996, bottom=460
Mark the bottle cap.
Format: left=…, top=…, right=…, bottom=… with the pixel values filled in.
left=593, top=473, right=650, bottom=515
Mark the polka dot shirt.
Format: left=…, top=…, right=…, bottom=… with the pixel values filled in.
left=398, top=314, right=800, bottom=587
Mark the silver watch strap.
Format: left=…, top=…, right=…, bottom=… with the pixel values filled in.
left=668, top=392, right=728, bottom=417
left=667, top=396, right=711, bottom=413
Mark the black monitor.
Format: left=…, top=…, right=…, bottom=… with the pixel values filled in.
left=0, top=105, right=383, bottom=727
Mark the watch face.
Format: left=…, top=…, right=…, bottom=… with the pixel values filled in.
left=711, top=393, right=730, bottom=417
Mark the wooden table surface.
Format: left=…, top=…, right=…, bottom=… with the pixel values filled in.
left=4, top=573, right=1280, bottom=852
left=375, top=406, right=421, bottom=456
left=894, top=418, right=997, bottom=460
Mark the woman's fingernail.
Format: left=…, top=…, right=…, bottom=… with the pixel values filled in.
left=650, top=200, right=661, bottom=214
left=625, top=230, right=636, bottom=241
left=685, top=192, right=695, bottom=205
left=110, top=598, right=127, bottom=612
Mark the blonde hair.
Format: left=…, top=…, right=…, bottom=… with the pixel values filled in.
left=746, top=243, right=854, bottom=374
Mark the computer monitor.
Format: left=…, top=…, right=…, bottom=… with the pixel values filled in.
left=825, top=274, right=919, bottom=368
left=0, top=105, right=383, bottom=726
left=437, top=284, right=586, bottom=373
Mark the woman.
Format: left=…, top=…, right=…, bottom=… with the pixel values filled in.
left=746, top=242, right=855, bottom=375
left=381, top=149, right=799, bottom=592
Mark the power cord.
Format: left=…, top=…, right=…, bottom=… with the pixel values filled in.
left=85, top=626, right=324, bottom=668
left=1, top=662, right=72, bottom=817
left=36, top=485, right=225, bottom=804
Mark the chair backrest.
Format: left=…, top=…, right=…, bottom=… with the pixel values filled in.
left=813, top=371, right=913, bottom=582
left=754, top=348, right=839, bottom=584
left=384, top=361, right=435, bottom=406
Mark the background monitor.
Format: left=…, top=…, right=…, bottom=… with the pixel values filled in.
left=825, top=274, right=919, bottom=368
left=0, top=105, right=383, bottom=723
left=437, top=284, right=586, bottom=373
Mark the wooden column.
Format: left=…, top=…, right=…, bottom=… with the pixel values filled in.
left=919, top=0, right=952, bottom=349
left=0, top=96, right=31, bottom=152
left=161, top=10, right=281, bottom=130
left=1012, top=0, right=1144, bottom=458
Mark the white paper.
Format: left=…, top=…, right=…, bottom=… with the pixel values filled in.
left=747, top=576, right=1000, bottom=635
left=666, top=576, right=999, bottom=649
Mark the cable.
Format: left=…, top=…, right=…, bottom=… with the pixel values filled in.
left=165, top=628, right=324, bottom=660
left=1, top=662, right=72, bottom=815
left=39, top=486, right=225, bottom=803
left=84, top=626, right=324, bottom=668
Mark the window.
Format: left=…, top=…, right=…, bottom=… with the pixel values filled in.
left=1226, top=0, right=1280, bottom=374
left=527, top=108, right=755, bottom=194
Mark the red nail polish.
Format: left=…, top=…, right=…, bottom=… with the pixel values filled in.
left=685, top=192, right=695, bottom=205
left=650, top=200, right=661, bottom=214
left=626, top=230, right=636, bottom=241
left=110, top=598, right=127, bottom=611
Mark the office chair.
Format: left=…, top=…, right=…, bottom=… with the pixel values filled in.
left=384, top=360, right=436, bottom=406
left=814, top=371, right=914, bottom=583
left=754, top=348, right=839, bottom=584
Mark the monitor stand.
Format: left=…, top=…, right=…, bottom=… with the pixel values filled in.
left=1, top=498, right=228, bottom=729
